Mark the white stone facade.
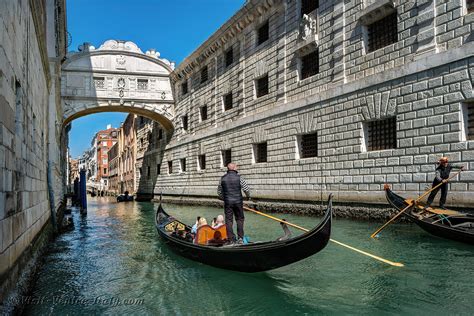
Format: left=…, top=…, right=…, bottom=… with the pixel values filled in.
left=152, top=0, right=474, bottom=207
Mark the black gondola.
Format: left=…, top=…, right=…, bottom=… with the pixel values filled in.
left=154, top=196, right=333, bottom=272
left=384, top=186, right=474, bottom=245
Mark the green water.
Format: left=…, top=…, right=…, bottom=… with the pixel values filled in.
left=22, top=197, right=473, bottom=315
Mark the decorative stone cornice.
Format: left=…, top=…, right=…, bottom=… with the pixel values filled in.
left=170, top=0, right=281, bottom=83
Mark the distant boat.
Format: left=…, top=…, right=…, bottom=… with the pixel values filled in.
left=117, top=193, right=134, bottom=202
left=154, top=196, right=332, bottom=272
left=385, top=186, right=474, bottom=245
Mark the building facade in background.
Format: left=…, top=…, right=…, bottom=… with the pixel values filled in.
left=95, top=126, right=118, bottom=190
left=151, top=0, right=474, bottom=206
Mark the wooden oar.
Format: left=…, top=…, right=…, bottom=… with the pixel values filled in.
left=243, top=205, right=404, bottom=268
left=370, top=169, right=463, bottom=238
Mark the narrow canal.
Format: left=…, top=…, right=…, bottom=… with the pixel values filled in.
left=23, top=198, right=473, bottom=315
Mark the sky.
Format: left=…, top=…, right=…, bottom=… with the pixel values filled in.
left=68, top=0, right=245, bottom=158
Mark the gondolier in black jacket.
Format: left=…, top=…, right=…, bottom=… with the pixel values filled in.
left=426, top=157, right=464, bottom=209
left=217, top=163, right=251, bottom=243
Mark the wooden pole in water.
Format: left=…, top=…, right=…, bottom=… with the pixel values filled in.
left=243, top=205, right=404, bottom=268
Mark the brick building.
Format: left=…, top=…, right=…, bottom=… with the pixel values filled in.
left=95, top=126, right=118, bottom=189
left=148, top=0, right=474, bottom=208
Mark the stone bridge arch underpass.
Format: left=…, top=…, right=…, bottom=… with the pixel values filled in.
left=61, top=40, right=176, bottom=132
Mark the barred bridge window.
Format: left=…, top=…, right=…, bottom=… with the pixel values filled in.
left=257, top=20, right=269, bottom=46
left=198, top=154, right=206, bottom=170
left=93, top=77, right=105, bottom=89
left=200, top=66, right=208, bottom=83
left=168, top=161, right=173, bottom=174
left=137, top=79, right=148, bottom=90
left=301, top=0, right=319, bottom=17
left=200, top=105, right=208, bottom=121
left=223, top=92, right=233, bottom=111
left=222, top=149, right=232, bottom=167
left=367, top=12, right=398, bottom=52
left=254, top=142, right=268, bottom=163
left=256, top=74, right=269, bottom=98
left=300, top=49, right=319, bottom=80
left=300, top=132, right=318, bottom=158
left=367, top=117, right=397, bottom=151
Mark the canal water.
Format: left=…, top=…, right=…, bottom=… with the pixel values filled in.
left=23, top=197, right=473, bottom=315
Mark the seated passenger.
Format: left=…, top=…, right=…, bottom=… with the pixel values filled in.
left=198, top=217, right=208, bottom=228
left=211, top=217, right=217, bottom=227
left=207, top=230, right=225, bottom=246
left=212, top=215, right=225, bottom=228
left=191, top=216, right=201, bottom=234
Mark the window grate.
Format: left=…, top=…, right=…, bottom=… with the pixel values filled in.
left=368, top=12, right=398, bottom=52
left=367, top=117, right=397, bottom=151
left=300, top=132, right=318, bottom=158
left=93, top=77, right=105, bottom=89
left=301, top=0, right=319, bottom=17
left=301, top=49, right=319, bottom=80
left=157, top=163, right=161, bottom=175
left=468, top=0, right=474, bottom=13
left=222, top=149, right=232, bottom=167
left=137, top=79, right=148, bottom=90
left=198, top=154, right=206, bottom=170
left=225, top=48, right=234, bottom=67
left=180, top=158, right=186, bottom=172
left=182, top=115, right=188, bottom=131
left=200, top=106, right=208, bottom=121
left=256, top=75, right=269, bottom=98
left=224, top=93, right=233, bottom=111
left=468, top=102, right=474, bottom=140
left=201, top=66, right=208, bottom=83
left=255, top=142, right=268, bottom=163
left=257, top=20, right=269, bottom=46
left=181, top=81, right=188, bottom=95
left=168, top=161, right=172, bottom=174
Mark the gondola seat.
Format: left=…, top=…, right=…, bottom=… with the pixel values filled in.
left=195, top=225, right=227, bottom=245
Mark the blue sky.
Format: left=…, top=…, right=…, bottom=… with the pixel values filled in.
left=68, top=0, right=245, bottom=158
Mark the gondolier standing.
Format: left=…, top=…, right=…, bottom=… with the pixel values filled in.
left=217, top=163, right=251, bottom=243
left=426, top=157, right=464, bottom=209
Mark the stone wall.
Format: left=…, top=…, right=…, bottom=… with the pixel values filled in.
left=153, top=0, right=474, bottom=208
left=0, top=0, right=66, bottom=309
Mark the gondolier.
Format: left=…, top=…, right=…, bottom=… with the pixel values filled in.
left=426, top=157, right=464, bottom=210
left=217, top=163, right=251, bottom=243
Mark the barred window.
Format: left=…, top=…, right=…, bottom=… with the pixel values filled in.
left=137, top=79, right=148, bottom=90
left=301, top=0, right=319, bottom=17
left=254, top=142, right=268, bottom=163
left=201, top=66, right=208, bottom=83
left=168, top=161, right=173, bottom=174
left=466, top=102, right=474, bottom=140
left=223, top=93, right=233, bottom=111
left=257, top=20, right=269, bottom=46
left=180, top=158, right=186, bottom=172
left=200, top=106, right=208, bottom=121
left=300, top=132, right=318, bottom=158
left=181, top=81, right=188, bottom=95
left=367, top=13, right=398, bottom=52
left=367, top=117, right=397, bottom=151
left=300, top=49, right=319, bottom=80
left=93, top=77, right=105, bottom=89
left=468, top=0, right=474, bottom=13
left=256, top=75, right=269, bottom=98
left=158, top=129, right=163, bottom=140
left=198, top=154, right=206, bottom=170
left=157, top=163, right=161, bottom=175
left=225, top=48, right=234, bottom=67
left=182, top=115, right=188, bottom=131
left=222, top=149, right=232, bottom=167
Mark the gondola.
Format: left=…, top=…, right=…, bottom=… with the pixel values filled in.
left=154, top=196, right=332, bottom=272
left=384, top=185, right=474, bottom=245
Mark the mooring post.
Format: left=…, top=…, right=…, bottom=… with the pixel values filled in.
left=79, top=169, right=87, bottom=214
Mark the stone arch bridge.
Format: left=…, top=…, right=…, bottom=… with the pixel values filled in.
left=61, top=40, right=176, bottom=132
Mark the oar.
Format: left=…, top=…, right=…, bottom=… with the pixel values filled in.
left=370, top=169, right=463, bottom=238
left=243, top=205, right=404, bottom=268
